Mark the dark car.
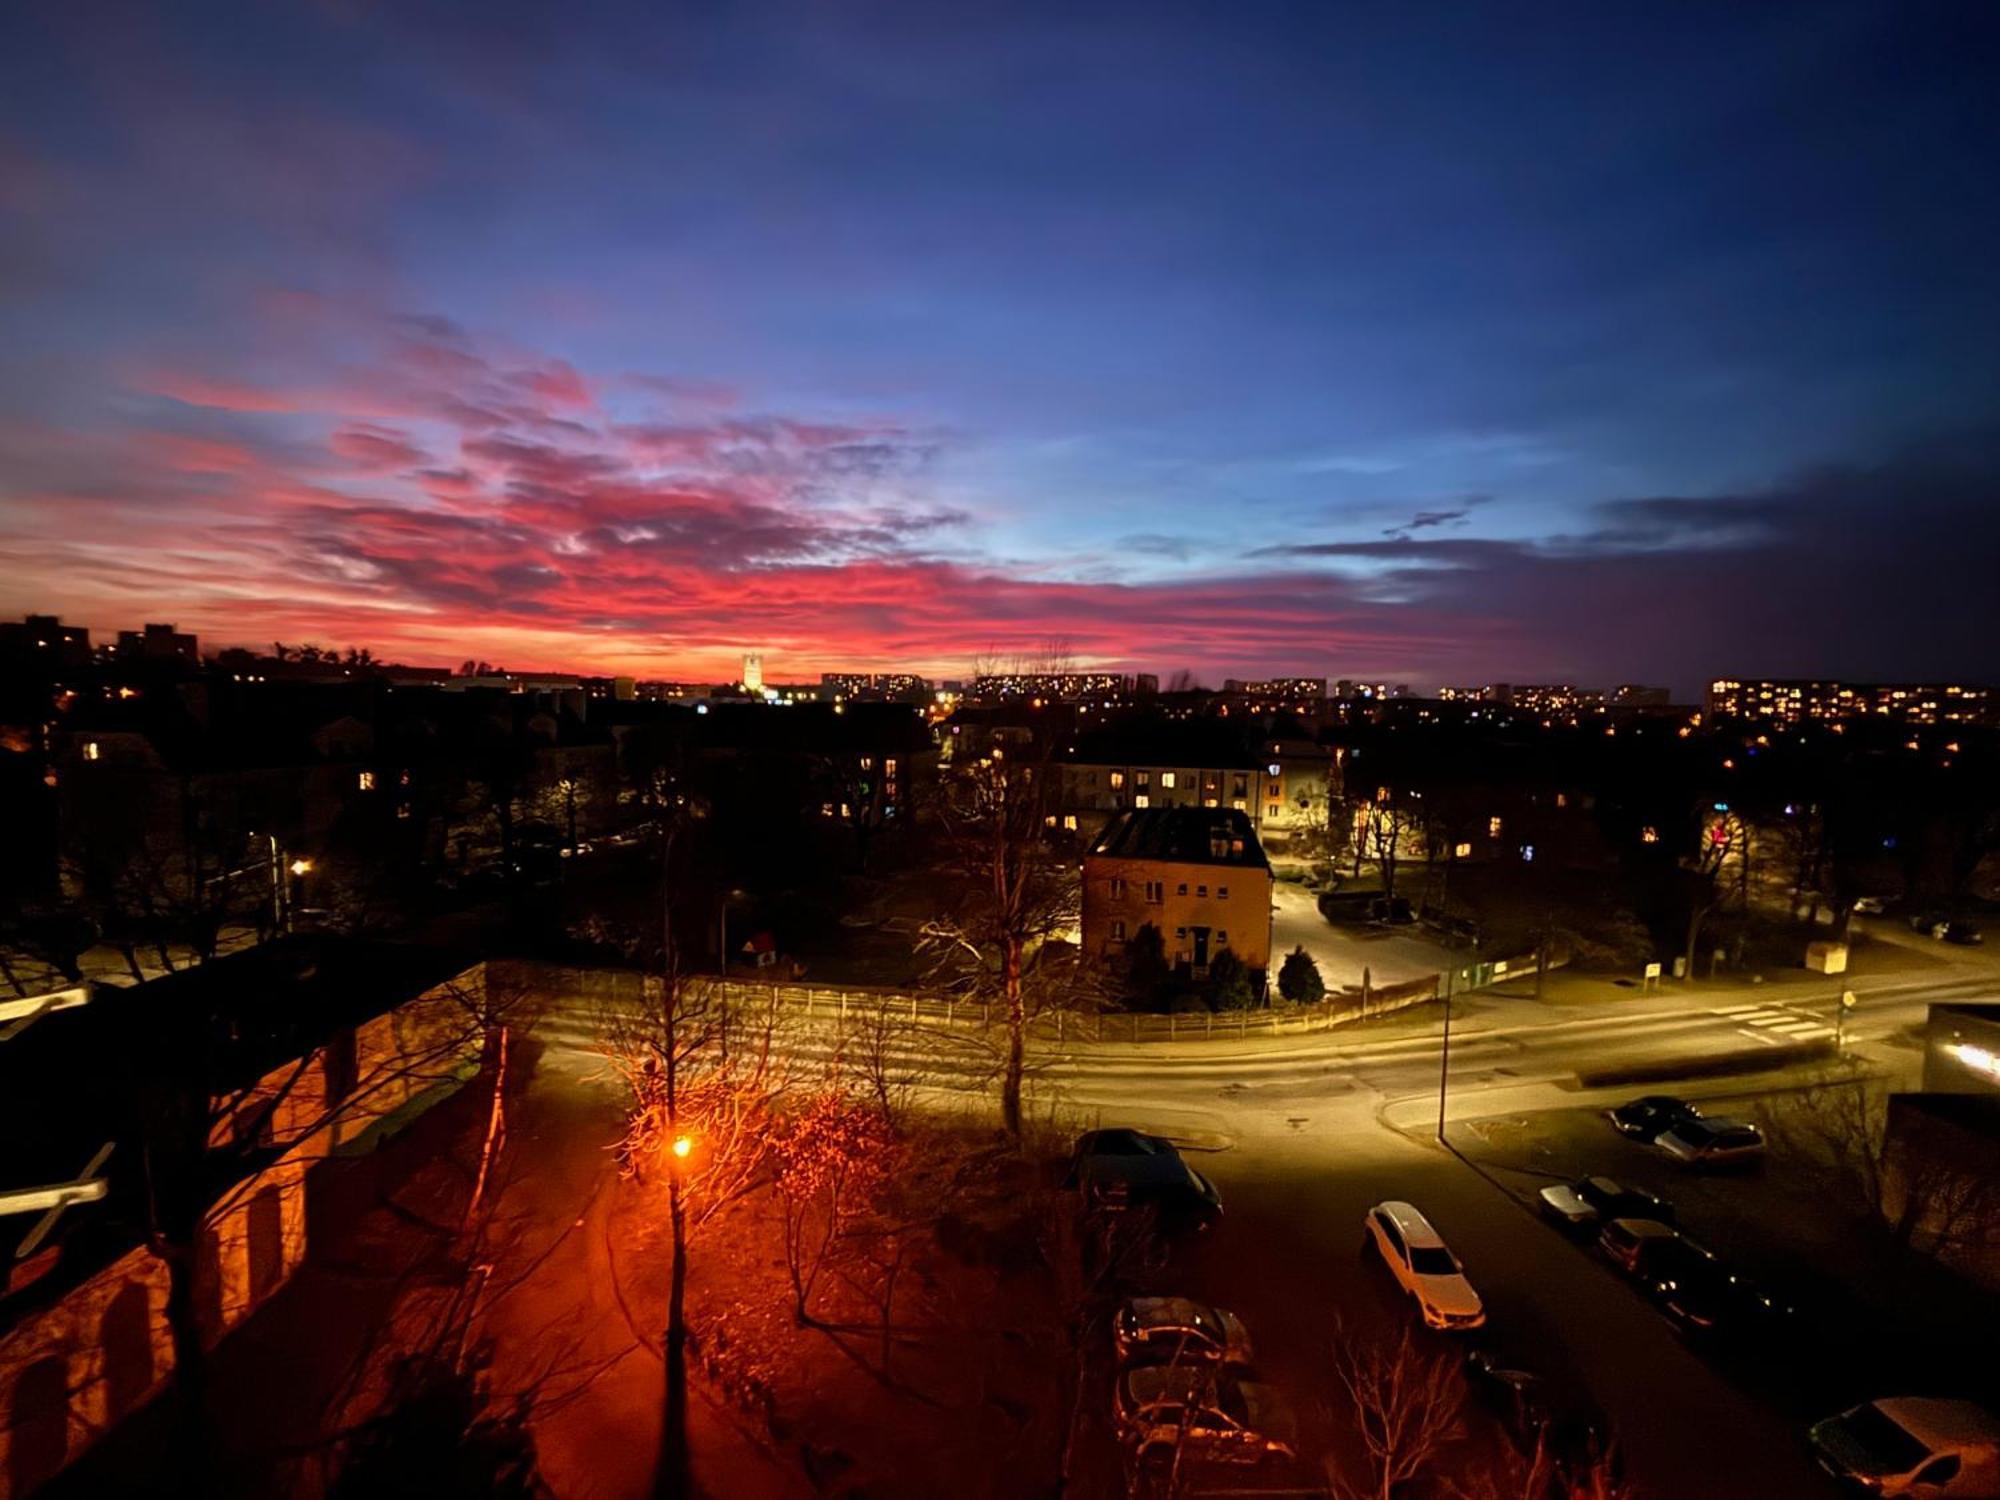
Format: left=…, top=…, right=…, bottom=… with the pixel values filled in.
left=1910, top=912, right=1985, bottom=946
left=1464, top=1352, right=1621, bottom=1490
left=1651, top=1254, right=1798, bottom=1345
left=1367, top=895, right=1416, bottom=925
left=1606, top=1095, right=1702, bottom=1143
left=1537, top=1175, right=1675, bottom=1230
left=1066, top=1129, right=1223, bottom=1235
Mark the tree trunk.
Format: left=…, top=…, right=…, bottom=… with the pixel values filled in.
left=1683, top=904, right=1709, bottom=985
left=468, top=1025, right=509, bottom=1216
left=657, top=1180, right=691, bottom=1499
left=1001, top=935, right=1025, bottom=1140
left=158, top=1236, right=214, bottom=1491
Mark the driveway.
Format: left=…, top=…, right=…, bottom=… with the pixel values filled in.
left=1268, top=880, right=1455, bottom=990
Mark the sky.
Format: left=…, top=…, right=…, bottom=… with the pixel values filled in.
left=2, top=0, right=1998, bottom=694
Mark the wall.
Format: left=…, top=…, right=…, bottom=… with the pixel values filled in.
left=1082, top=854, right=1273, bottom=977
left=0, top=963, right=486, bottom=1499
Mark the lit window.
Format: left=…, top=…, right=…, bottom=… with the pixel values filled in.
left=1136, top=771, right=1151, bottom=787
left=1110, top=920, right=1126, bottom=942
left=859, top=756, right=873, bottom=771
left=840, top=802, right=851, bottom=818
left=1488, top=816, right=1502, bottom=837
left=884, top=758, right=897, bottom=775
left=1454, top=842, right=1472, bottom=859
left=1044, top=814, right=1058, bottom=827
left=1063, top=814, right=1078, bottom=830
left=396, top=804, right=412, bottom=820
left=1268, top=762, right=1281, bottom=776
left=1109, top=771, right=1125, bottom=789
left=358, top=770, right=376, bottom=791
left=1555, top=792, right=1568, bottom=808
left=1134, top=794, right=1150, bottom=808
left=1110, top=877, right=1127, bottom=899
left=83, top=740, right=101, bottom=761
left=1204, top=797, right=1220, bottom=808
left=1641, top=826, right=1660, bottom=844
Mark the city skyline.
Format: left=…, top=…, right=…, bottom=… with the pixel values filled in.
left=5, top=3, right=2000, bottom=695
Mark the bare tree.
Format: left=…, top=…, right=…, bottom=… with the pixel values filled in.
left=1325, top=1320, right=1464, bottom=1500
left=771, top=1088, right=894, bottom=1323
left=919, top=693, right=1081, bottom=1140
left=591, top=826, right=790, bottom=1499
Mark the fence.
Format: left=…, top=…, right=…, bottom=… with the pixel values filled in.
left=501, top=958, right=1542, bottom=1045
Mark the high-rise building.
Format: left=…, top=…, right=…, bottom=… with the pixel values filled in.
left=742, top=652, right=764, bottom=694
left=1706, top=679, right=1994, bottom=727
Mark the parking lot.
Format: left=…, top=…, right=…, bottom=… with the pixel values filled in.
left=1072, top=1113, right=1848, bottom=1497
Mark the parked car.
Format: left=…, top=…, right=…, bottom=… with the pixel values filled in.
left=1367, top=895, right=1416, bottom=925
left=1067, top=1129, right=1223, bottom=1235
left=1909, top=913, right=1985, bottom=946
left=1606, top=1095, right=1702, bottom=1142
left=1596, top=1218, right=1682, bottom=1277
left=1651, top=1252, right=1797, bottom=1346
left=1656, top=1116, right=1765, bottom=1168
left=1464, top=1351, right=1621, bottom=1490
left=1809, top=1398, right=2000, bottom=1496
left=1851, top=896, right=1887, bottom=915
left=1113, top=1297, right=1253, bottom=1367
left=1537, top=1175, right=1674, bottom=1230
left=1364, top=1201, right=1486, bottom=1329
left=1113, top=1365, right=1297, bottom=1463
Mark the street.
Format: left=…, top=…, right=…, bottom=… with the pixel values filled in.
left=516, top=939, right=1996, bottom=1497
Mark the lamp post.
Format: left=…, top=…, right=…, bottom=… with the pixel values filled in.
left=287, top=858, right=312, bottom=932
left=1436, top=960, right=1455, bottom=1144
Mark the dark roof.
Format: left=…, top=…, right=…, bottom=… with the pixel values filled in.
left=1065, top=719, right=1261, bottom=770
left=1930, top=1002, right=2000, bottom=1025
left=1087, top=807, right=1270, bottom=871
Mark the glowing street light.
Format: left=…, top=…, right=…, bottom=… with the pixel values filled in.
left=671, top=1134, right=693, bottom=1160
left=288, top=858, right=313, bottom=877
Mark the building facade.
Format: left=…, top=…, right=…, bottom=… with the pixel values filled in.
left=1082, top=807, right=1273, bottom=988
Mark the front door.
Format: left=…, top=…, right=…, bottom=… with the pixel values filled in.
left=1191, top=927, right=1210, bottom=967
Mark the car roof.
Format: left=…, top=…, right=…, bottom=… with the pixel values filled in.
left=1375, top=1200, right=1446, bottom=1248
left=1125, top=1364, right=1233, bottom=1406
left=1129, top=1296, right=1219, bottom=1330
left=1607, top=1217, right=1677, bottom=1238
left=1874, top=1399, right=2000, bottom=1449
left=1582, top=1175, right=1627, bottom=1195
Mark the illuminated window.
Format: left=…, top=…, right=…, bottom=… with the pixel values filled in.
left=1455, top=842, right=1472, bottom=859
left=1135, top=771, right=1151, bottom=788
left=1110, top=877, right=1126, bottom=899
left=1641, top=826, right=1659, bottom=844
left=1109, top=771, right=1125, bottom=790
left=83, top=740, right=101, bottom=761
left=1488, top=816, right=1502, bottom=838
left=1160, top=772, right=1177, bottom=789
left=884, top=758, right=897, bottom=775
left=1204, top=796, right=1220, bottom=808
left=1110, top=920, right=1126, bottom=942
left=396, top=804, right=412, bottom=820
left=1063, top=814, right=1078, bottom=830
left=358, top=770, right=376, bottom=791
left=1044, top=814, right=1058, bottom=827
left=1134, top=794, right=1149, bottom=808
left=859, top=756, right=873, bottom=771
left=1267, top=762, right=1281, bottom=776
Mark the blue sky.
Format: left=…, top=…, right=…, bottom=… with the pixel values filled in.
left=3, top=0, right=1997, bottom=690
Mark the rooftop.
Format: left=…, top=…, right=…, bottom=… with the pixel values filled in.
left=1087, top=806, right=1270, bottom=871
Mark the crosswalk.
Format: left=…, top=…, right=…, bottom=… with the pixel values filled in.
left=1708, top=1001, right=1837, bottom=1045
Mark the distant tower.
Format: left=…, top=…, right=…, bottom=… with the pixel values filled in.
left=742, top=652, right=764, bottom=693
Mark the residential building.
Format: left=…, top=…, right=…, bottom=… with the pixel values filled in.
left=0, top=941, right=487, bottom=1497
left=112, top=623, right=198, bottom=666
left=1706, top=678, right=1995, bottom=727
left=1082, top=807, right=1273, bottom=989
left=1059, top=724, right=1332, bottom=844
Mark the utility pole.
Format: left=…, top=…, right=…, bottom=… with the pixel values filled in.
left=1436, top=960, right=1455, bottom=1143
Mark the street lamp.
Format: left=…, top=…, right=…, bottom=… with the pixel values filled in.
left=671, top=1134, right=693, bottom=1161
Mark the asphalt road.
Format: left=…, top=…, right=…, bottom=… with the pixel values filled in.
left=528, top=958, right=1996, bottom=1498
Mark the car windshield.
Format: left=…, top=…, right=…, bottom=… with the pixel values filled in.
left=1410, top=1246, right=1458, bottom=1275
left=1215, top=1384, right=1250, bottom=1426
left=1839, top=1405, right=1931, bottom=1474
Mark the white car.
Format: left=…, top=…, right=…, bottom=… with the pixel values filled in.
left=1810, top=1398, right=2000, bottom=1496
left=1364, top=1201, right=1486, bottom=1330
left=1656, top=1117, right=1765, bottom=1167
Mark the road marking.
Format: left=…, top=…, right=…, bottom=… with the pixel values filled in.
left=1768, top=1019, right=1832, bottom=1036
left=1736, top=1028, right=1783, bottom=1045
